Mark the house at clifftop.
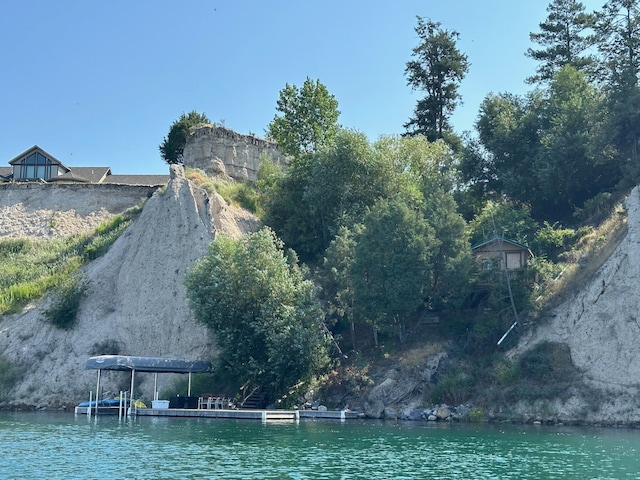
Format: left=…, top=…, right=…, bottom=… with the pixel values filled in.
left=472, top=235, right=533, bottom=270
left=0, top=145, right=169, bottom=186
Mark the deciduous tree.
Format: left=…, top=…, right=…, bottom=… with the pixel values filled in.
left=184, top=228, right=332, bottom=405
left=266, top=77, right=340, bottom=157
left=351, top=198, right=437, bottom=344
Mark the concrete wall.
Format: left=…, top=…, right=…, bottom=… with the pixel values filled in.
left=0, top=183, right=158, bottom=214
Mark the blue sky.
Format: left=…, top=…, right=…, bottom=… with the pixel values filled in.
left=1, top=0, right=604, bottom=175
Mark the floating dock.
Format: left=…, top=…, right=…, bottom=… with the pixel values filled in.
left=74, top=406, right=361, bottom=422
left=77, top=355, right=362, bottom=422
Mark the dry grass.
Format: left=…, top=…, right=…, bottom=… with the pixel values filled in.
left=185, top=168, right=262, bottom=215
left=537, top=203, right=628, bottom=309
left=398, top=343, right=446, bottom=369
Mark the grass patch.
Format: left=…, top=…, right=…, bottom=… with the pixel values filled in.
left=496, top=342, right=579, bottom=403
left=42, top=274, right=89, bottom=329
left=185, top=168, right=262, bottom=215
left=0, top=202, right=144, bottom=316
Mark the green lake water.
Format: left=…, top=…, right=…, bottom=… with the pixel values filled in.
left=1, top=412, right=640, bottom=479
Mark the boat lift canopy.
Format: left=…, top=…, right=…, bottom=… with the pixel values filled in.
left=85, top=355, right=213, bottom=414
left=85, top=355, right=213, bottom=374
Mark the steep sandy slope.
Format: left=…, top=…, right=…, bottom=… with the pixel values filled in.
left=0, top=166, right=259, bottom=407
left=512, top=186, right=640, bottom=422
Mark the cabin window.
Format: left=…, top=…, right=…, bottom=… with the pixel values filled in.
left=506, top=252, right=522, bottom=269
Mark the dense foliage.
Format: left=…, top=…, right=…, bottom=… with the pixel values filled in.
left=184, top=228, right=332, bottom=406
left=159, top=111, right=210, bottom=164
left=175, top=0, right=638, bottom=407
left=266, top=77, right=340, bottom=157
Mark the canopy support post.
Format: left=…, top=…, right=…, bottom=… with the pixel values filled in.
left=188, top=372, right=192, bottom=396
left=129, top=370, right=136, bottom=416
left=94, top=369, right=101, bottom=417
left=154, top=372, right=158, bottom=401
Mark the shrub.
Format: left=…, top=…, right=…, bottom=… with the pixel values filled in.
left=469, top=407, right=486, bottom=422
left=495, top=359, right=520, bottom=387
left=518, top=341, right=575, bottom=381
left=90, top=339, right=122, bottom=356
left=0, top=238, right=32, bottom=257
left=531, top=221, right=581, bottom=261
left=0, top=356, right=18, bottom=396
left=431, top=371, right=472, bottom=405
left=496, top=342, right=578, bottom=403
left=42, top=275, right=89, bottom=329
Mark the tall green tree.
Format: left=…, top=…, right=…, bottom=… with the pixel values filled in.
left=536, top=66, right=614, bottom=219
left=596, top=0, right=640, bottom=86
left=159, top=110, right=210, bottom=164
left=266, top=77, right=341, bottom=157
left=352, top=198, right=437, bottom=344
left=475, top=92, right=546, bottom=214
left=404, top=17, right=469, bottom=142
left=316, top=225, right=360, bottom=350
left=596, top=0, right=640, bottom=178
left=263, top=129, right=391, bottom=262
left=526, top=0, right=597, bottom=83
left=373, top=134, right=473, bottom=309
left=184, top=228, right=332, bottom=405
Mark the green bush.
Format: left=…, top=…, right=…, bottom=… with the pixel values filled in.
left=495, top=359, right=520, bottom=387
left=519, top=341, right=575, bottom=380
left=531, top=221, right=581, bottom=261
left=431, top=371, right=472, bottom=405
left=496, top=342, right=578, bottom=403
left=0, top=238, right=32, bottom=258
left=469, top=407, right=486, bottom=422
left=0, top=356, right=18, bottom=397
left=42, top=275, right=89, bottom=329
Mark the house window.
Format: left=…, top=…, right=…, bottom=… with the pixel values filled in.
left=18, top=152, right=52, bottom=180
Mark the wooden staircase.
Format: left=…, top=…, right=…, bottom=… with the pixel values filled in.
left=240, top=387, right=265, bottom=409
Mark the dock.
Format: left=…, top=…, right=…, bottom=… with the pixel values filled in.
left=77, top=355, right=362, bottom=422
left=74, top=406, right=362, bottom=422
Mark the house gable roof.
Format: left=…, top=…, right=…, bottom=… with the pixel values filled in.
left=47, top=171, right=92, bottom=183
left=64, top=167, right=112, bottom=183
left=471, top=235, right=531, bottom=252
left=8, top=145, right=71, bottom=172
left=6, top=145, right=169, bottom=186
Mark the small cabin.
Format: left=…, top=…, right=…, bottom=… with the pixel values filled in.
left=472, top=236, right=532, bottom=271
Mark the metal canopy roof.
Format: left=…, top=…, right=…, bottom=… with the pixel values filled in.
left=85, top=355, right=213, bottom=374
